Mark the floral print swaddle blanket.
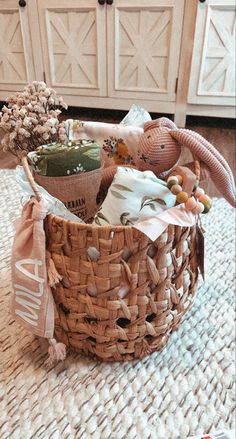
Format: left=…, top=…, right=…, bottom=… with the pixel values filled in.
left=93, top=167, right=176, bottom=226
left=65, top=105, right=151, bottom=168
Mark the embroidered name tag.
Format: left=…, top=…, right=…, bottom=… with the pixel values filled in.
left=14, top=258, right=44, bottom=327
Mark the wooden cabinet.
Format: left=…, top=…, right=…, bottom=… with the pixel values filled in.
left=0, top=0, right=235, bottom=126
left=0, top=0, right=42, bottom=97
left=37, top=0, right=107, bottom=97
left=188, top=0, right=235, bottom=106
left=37, top=0, right=184, bottom=107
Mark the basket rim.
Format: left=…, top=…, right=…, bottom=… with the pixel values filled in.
left=47, top=213, right=134, bottom=232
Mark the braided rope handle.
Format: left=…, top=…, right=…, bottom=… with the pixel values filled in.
left=21, top=155, right=42, bottom=202
left=193, top=156, right=201, bottom=183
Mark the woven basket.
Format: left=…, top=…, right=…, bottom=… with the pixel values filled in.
left=22, top=157, right=199, bottom=362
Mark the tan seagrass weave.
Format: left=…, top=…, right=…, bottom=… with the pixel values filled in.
left=21, top=155, right=200, bottom=362
left=44, top=216, right=199, bottom=361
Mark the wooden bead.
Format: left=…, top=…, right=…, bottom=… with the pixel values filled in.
left=198, top=194, right=212, bottom=206
left=167, top=177, right=179, bottom=189
left=176, top=191, right=189, bottom=204
left=198, top=194, right=212, bottom=213
left=195, top=187, right=205, bottom=198
left=167, top=175, right=179, bottom=184
left=202, top=202, right=212, bottom=214
left=176, top=174, right=183, bottom=185
left=185, top=196, right=197, bottom=211
left=171, top=184, right=182, bottom=195
left=192, top=202, right=204, bottom=215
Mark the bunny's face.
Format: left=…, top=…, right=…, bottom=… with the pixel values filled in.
left=137, top=126, right=181, bottom=175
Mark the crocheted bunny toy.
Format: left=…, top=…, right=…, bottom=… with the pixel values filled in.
left=69, top=116, right=235, bottom=207
left=133, top=118, right=235, bottom=207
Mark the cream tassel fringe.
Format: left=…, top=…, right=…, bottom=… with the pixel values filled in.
left=46, top=338, right=67, bottom=366
left=46, top=251, right=62, bottom=287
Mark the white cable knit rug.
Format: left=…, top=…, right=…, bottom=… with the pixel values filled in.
left=0, top=169, right=235, bottom=439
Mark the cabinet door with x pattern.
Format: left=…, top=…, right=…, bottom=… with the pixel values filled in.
left=107, top=0, right=185, bottom=102
left=188, top=0, right=236, bottom=106
left=0, top=0, right=39, bottom=99
left=37, top=0, right=107, bottom=97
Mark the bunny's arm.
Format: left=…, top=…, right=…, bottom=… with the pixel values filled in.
left=66, top=119, right=143, bottom=142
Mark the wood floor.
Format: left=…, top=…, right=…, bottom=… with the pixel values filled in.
left=0, top=111, right=235, bottom=198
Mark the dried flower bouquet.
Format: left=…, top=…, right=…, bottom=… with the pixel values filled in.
left=0, top=81, right=68, bottom=157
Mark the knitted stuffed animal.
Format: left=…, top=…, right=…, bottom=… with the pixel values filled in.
left=101, top=118, right=236, bottom=207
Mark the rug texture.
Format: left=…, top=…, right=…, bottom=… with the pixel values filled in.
left=0, top=169, right=235, bottom=439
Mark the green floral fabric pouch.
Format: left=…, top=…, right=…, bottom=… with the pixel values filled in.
left=28, top=140, right=101, bottom=177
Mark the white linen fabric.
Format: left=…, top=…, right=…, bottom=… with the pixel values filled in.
left=120, top=104, right=151, bottom=127
left=93, top=167, right=176, bottom=226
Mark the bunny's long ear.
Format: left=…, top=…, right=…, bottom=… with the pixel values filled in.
left=170, top=129, right=236, bottom=207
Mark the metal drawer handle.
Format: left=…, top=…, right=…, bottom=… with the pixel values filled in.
left=98, top=0, right=106, bottom=4
left=106, top=0, right=114, bottom=4
left=19, top=0, right=26, bottom=6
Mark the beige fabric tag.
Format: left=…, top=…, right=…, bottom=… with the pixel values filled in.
left=11, top=198, right=55, bottom=339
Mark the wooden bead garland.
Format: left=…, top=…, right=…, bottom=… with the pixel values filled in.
left=171, top=184, right=182, bottom=195
left=167, top=175, right=212, bottom=215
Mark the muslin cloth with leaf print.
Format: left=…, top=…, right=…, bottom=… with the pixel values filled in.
left=93, top=167, right=176, bottom=226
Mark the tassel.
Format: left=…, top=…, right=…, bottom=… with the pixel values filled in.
left=46, top=338, right=67, bottom=366
left=46, top=251, right=62, bottom=287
